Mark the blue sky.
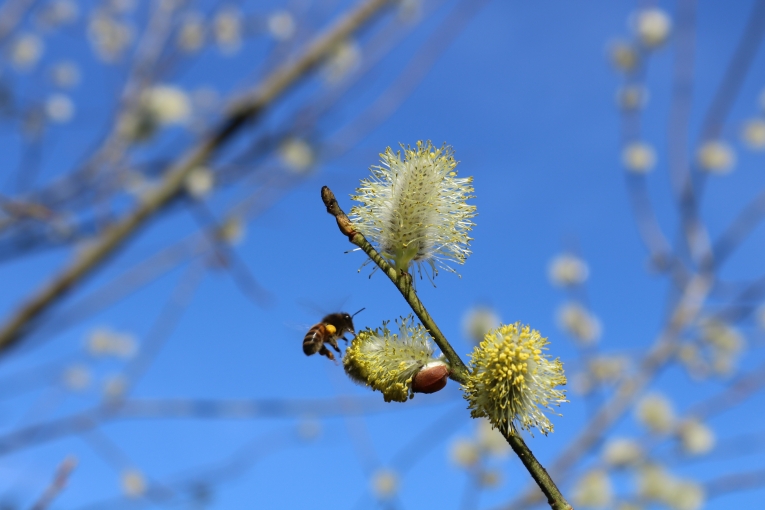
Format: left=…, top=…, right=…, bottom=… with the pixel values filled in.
left=1, top=0, right=764, bottom=508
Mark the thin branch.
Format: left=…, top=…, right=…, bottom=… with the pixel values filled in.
left=698, top=0, right=765, bottom=142
left=353, top=405, right=467, bottom=510
left=118, top=393, right=454, bottom=420
left=187, top=202, right=273, bottom=308
left=668, top=0, right=708, bottom=263
left=710, top=187, right=765, bottom=269
left=29, top=456, right=78, bottom=510
left=623, top=174, right=673, bottom=268
left=0, top=394, right=454, bottom=457
left=706, top=467, right=765, bottom=500
left=684, top=0, right=765, bottom=268
left=0, top=0, right=38, bottom=43
left=31, top=235, right=200, bottom=343
left=71, top=428, right=296, bottom=510
left=119, top=260, right=206, bottom=395
left=550, top=276, right=711, bottom=474
left=327, top=0, right=490, bottom=155
left=688, top=358, right=765, bottom=420
left=664, top=429, right=765, bottom=467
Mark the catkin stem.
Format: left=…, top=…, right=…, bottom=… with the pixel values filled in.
left=505, top=433, right=574, bottom=510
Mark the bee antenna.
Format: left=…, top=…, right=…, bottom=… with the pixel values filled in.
left=351, top=307, right=366, bottom=318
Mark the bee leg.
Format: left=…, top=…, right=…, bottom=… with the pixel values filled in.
left=340, top=336, right=349, bottom=344
left=319, top=345, right=335, bottom=361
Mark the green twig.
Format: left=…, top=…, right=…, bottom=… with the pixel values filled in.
left=320, top=185, right=573, bottom=510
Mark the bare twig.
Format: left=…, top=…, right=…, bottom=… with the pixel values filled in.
left=327, top=0, right=490, bottom=155
left=119, top=261, right=206, bottom=394
left=0, top=394, right=453, bottom=457
left=29, top=456, right=78, bottom=510
left=680, top=0, right=765, bottom=267
left=706, top=467, right=765, bottom=500
left=688, top=358, right=765, bottom=420
left=667, top=0, right=707, bottom=263
left=710, top=188, right=765, bottom=269
left=0, top=0, right=38, bottom=43
left=71, top=428, right=296, bottom=510
left=698, top=0, right=765, bottom=142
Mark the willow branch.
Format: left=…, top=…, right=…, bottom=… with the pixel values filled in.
left=73, top=429, right=294, bottom=510
left=548, top=277, right=709, bottom=475
left=320, top=185, right=572, bottom=510
left=705, top=467, right=765, bottom=500
left=677, top=0, right=765, bottom=265
left=30, top=456, right=78, bottom=510
left=0, top=0, right=36, bottom=43
left=0, top=0, right=395, bottom=355
left=320, top=185, right=469, bottom=383
left=0, top=394, right=449, bottom=457
left=328, top=0, right=490, bottom=154
left=709, top=187, right=765, bottom=269
left=698, top=0, right=765, bottom=142
left=689, top=358, right=765, bottom=420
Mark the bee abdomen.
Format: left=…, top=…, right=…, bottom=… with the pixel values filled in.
left=303, top=324, right=325, bottom=356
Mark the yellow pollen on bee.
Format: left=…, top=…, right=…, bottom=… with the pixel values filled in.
left=325, top=324, right=337, bottom=335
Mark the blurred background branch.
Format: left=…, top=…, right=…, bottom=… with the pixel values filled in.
left=0, top=0, right=763, bottom=509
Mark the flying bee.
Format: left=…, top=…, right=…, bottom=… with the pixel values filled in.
left=303, top=308, right=365, bottom=361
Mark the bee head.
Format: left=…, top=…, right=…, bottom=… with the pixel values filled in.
left=342, top=313, right=354, bottom=334
left=343, top=308, right=365, bottom=335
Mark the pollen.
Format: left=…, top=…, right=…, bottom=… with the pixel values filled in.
left=343, top=316, right=447, bottom=402
left=462, top=323, right=567, bottom=436
left=325, top=324, right=337, bottom=335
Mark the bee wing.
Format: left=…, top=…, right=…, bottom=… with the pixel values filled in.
left=284, top=321, right=315, bottom=333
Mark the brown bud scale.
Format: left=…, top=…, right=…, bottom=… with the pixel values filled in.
left=412, top=363, right=449, bottom=394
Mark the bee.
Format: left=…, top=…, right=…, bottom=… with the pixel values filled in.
left=303, top=308, right=365, bottom=361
